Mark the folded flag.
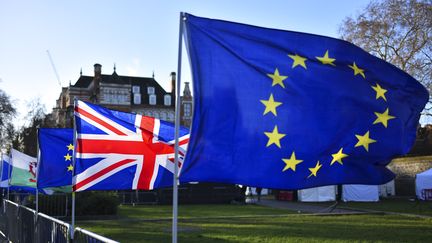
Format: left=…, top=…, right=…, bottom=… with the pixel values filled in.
left=10, top=149, right=38, bottom=188
left=179, top=14, right=429, bottom=189
left=73, top=100, right=189, bottom=191
left=38, top=128, right=74, bottom=189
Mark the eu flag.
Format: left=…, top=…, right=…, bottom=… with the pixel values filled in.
left=38, top=128, right=74, bottom=188
left=179, top=14, right=429, bottom=190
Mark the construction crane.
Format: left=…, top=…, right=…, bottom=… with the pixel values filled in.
left=46, top=50, right=62, bottom=87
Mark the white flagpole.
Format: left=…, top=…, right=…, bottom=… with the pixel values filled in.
left=71, top=98, right=78, bottom=241
left=172, top=12, right=185, bottom=243
left=35, top=128, right=40, bottom=221
left=7, top=152, right=12, bottom=202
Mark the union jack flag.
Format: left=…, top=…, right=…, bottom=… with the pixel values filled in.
left=73, top=100, right=189, bottom=191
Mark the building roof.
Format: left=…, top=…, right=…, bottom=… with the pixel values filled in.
left=73, top=72, right=169, bottom=94
left=74, top=75, right=93, bottom=88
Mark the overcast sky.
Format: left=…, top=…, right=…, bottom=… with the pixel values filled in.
left=1, top=0, right=374, bottom=124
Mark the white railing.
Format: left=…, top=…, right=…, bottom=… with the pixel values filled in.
left=74, top=227, right=120, bottom=243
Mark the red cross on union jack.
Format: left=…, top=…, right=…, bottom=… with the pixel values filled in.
left=73, top=100, right=189, bottom=191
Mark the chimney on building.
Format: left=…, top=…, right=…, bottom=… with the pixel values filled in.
left=94, top=63, right=102, bottom=79
left=92, top=63, right=102, bottom=103
left=170, top=72, right=176, bottom=106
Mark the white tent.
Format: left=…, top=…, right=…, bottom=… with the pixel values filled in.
left=298, top=185, right=336, bottom=202
left=379, top=180, right=395, bottom=197
left=416, top=168, right=432, bottom=200
left=342, top=184, right=379, bottom=202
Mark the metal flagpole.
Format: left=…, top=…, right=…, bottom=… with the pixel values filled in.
left=35, top=127, right=41, bottom=236
left=71, top=98, right=78, bottom=241
left=35, top=128, right=40, bottom=221
left=0, top=152, right=5, bottom=213
left=7, top=151, right=11, bottom=201
left=172, top=12, right=185, bottom=243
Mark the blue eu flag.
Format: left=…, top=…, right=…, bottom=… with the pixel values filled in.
left=179, top=14, right=429, bottom=189
left=38, top=128, right=74, bottom=188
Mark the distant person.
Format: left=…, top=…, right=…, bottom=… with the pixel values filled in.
left=256, top=187, right=262, bottom=202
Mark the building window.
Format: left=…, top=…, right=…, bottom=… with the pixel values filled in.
left=160, top=112, right=167, bottom=120
left=153, top=112, right=159, bottom=119
left=184, top=103, right=192, bottom=117
left=132, top=86, right=140, bottom=93
left=149, top=94, right=156, bottom=105
left=168, top=113, right=175, bottom=121
left=133, top=94, right=141, bottom=104
left=147, top=87, right=155, bottom=94
left=164, top=95, right=171, bottom=106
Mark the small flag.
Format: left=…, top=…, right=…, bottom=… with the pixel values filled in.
left=0, top=154, right=11, bottom=188
left=179, top=14, right=428, bottom=189
left=10, top=149, right=38, bottom=188
left=38, top=128, right=74, bottom=189
left=73, top=100, right=189, bottom=191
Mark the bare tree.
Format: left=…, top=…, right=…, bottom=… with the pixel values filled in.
left=0, top=89, right=16, bottom=152
left=13, top=98, right=47, bottom=156
left=340, top=0, right=432, bottom=116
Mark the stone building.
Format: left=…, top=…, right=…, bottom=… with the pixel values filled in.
left=52, top=63, right=192, bottom=127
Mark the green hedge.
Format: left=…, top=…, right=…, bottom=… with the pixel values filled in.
left=25, top=191, right=119, bottom=216
left=75, top=191, right=119, bottom=216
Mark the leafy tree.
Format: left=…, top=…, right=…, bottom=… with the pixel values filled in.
left=339, top=0, right=432, bottom=116
left=0, top=89, right=16, bottom=152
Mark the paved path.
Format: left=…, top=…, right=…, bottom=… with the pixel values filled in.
left=255, top=199, right=432, bottom=218
left=255, top=199, right=367, bottom=214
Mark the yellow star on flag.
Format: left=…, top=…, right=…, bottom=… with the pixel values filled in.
left=267, top=68, right=288, bottom=88
left=373, top=108, right=395, bottom=128
left=67, top=143, right=74, bottom=151
left=264, top=125, right=286, bottom=148
left=348, top=62, right=365, bottom=78
left=288, top=54, right=307, bottom=69
left=67, top=164, right=74, bottom=171
left=355, top=131, right=376, bottom=152
left=308, top=161, right=322, bottom=178
left=316, top=50, right=336, bottom=66
left=371, top=83, right=387, bottom=101
left=64, top=153, right=72, bottom=161
left=282, top=152, right=303, bottom=172
left=330, top=148, right=348, bottom=165
left=260, top=94, right=282, bottom=116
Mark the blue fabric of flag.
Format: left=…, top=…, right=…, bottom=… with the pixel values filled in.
left=38, top=128, right=73, bottom=188
left=179, top=14, right=429, bottom=190
left=1, top=155, right=10, bottom=187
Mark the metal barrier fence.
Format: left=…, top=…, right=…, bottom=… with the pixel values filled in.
left=74, top=227, right=119, bottom=243
left=36, top=212, right=70, bottom=243
left=0, top=199, right=119, bottom=243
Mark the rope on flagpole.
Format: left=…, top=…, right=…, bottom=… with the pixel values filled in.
left=172, top=11, right=185, bottom=243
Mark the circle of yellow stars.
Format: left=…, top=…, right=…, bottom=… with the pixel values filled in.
left=261, top=50, right=396, bottom=178
left=65, top=143, right=74, bottom=172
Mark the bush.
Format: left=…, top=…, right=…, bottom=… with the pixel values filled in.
left=75, top=191, right=119, bottom=216
left=13, top=191, right=119, bottom=216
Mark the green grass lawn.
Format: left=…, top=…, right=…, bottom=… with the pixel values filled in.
left=78, top=202, right=432, bottom=243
